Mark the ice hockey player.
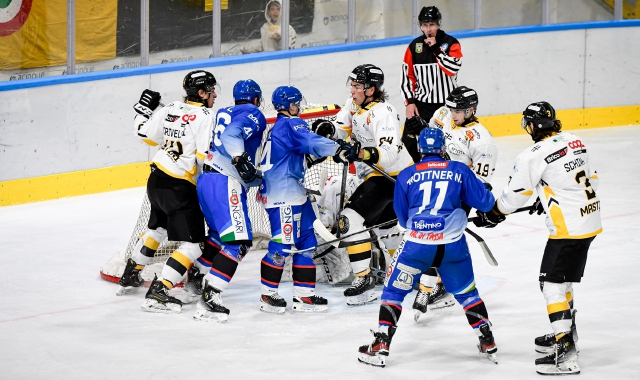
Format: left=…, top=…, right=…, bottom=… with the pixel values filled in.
left=358, top=126, right=498, bottom=368
left=312, top=64, right=414, bottom=306
left=192, top=79, right=268, bottom=322
left=256, top=85, right=357, bottom=313
left=474, top=101, right=601, bottom=375
left=412, top=86, right=499, bottom=320
left=117, top=70, right=217, bottom=314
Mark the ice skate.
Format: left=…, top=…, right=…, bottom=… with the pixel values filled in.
left=412, top=287, right=429, bottom=322
left=344, top=274, right=377, bottom=306
left=193, top=284, right=229, bottom=323
left=116, top=258, right=144, bottom=296
left=535, top=333, right=580, bottom=375
left=477, top=324, right=498, bottom=364
left=427, top=282, right=455, bottom=310
left=260, top=293, right=287, bottom=314
left=141, top=275, right=183, bottom=314
left=292, top=295, right=328, bottom=313
left=183, top=265, right=205, bottom=304
left=357, top=328, right=395, bottom=368
left=535, top=310, right=579, bottom=354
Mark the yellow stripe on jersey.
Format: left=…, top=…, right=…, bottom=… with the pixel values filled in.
left=566, top=291, right=573, bottom=304
left=196, top=151, right=206, bottom=160
left=543, top=186, right=556, bottom=198
left=547, top=301, right=570, bottom=315
left=549, top=204, right=569, bottom=237
left=549, top=228, right=602, bottom=240
left=141, top=138, right=159, bottom=147
left=521, top=190, right=534, bottom=196
left=153, top=162, right=196, bottom=185
left=144, top=236, right=161, bottom=250
left=347, top=243, right=371, bottom=255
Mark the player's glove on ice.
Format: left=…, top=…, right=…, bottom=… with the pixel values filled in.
left=529, top=197, right=545, bottom=215
left=311, top=119, right=336, bottom=139
left=134, top=89, right=161, bottom=118
left=404, top=116, right=429, bottom=135
left=232, top=152, right=259, bottom=183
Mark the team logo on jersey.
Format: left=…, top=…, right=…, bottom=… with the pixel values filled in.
left=441, top=43, right=449, bottom=51
left=229, top=193, right=239, bottom=206
left=544, top=147, right=568, bottom=164
left=416, top=161, right=449, bottom=170
left=465, top=130, right=475, bottom=141
left=165, top=114, right=180, bottom=122
left=415, top=43, right=423, bottom=53
left=339, top=215, right=349, bottom=235
left=392, top=263, right=421, bottom=291
left=0, top=0, right=33, bottom=37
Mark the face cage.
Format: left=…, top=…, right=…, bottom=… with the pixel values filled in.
left=203, top=83, right=221, bottom=96
left=346, top=78, right=370, bottom=92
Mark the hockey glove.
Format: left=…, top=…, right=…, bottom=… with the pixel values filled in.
left=483, top=182, right=493, bottom=192
left=529, top=197, right=545, bottom=215
left=404, top=116, right=429, bottom=135
left=232, top=152, right=260, bottom=183
left=133, top=89, right=161, bottom=118
left=334, top=139, right=360, bottom=164
left=311, top=119, right=336, bottom=139
left=473, top=206, right=506, bottom=229
left=305, top=154, right=327, bottom=168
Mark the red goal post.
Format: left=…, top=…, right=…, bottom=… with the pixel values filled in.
left=100, top=103, right=345, bottom=284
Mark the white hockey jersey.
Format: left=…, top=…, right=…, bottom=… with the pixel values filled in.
left=496, top=131, right=602, bottom=239
left=316, top=174, right=362, bottom=228
left=333, top=97, right=413, bottom=180
left=134, top=100, right=213, bottom=185
left=429, top=106, right=498, bottom=184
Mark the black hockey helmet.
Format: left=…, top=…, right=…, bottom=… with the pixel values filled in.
left=418, top=6, right=442, bottom=25
left=347, top=64, right=384, bottom=90
left=183, top=70, right=218, bottom=97
left=445, top=86, right=479, bottom=111
left=522, top=101, right=556, bottom=130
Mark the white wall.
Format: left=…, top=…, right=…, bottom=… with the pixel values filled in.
left=0, top=25, right=638, bottom=182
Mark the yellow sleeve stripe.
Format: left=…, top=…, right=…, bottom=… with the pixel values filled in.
left=566, top=291, right=573, bottom=304
left=521, top=190, right=534, bottom=196
left=196, top=151, right=206, bottom=160
left=547, top=301, right=570, bottom=315
left=142, top=138, right=159, bottom=147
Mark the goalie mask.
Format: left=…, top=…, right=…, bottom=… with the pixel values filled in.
left=418, top=127, right=445, bottom=155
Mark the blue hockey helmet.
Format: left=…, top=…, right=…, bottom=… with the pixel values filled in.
left=418, top=126, right=445, bottom=155
left=271, top=86, right=305, bottom=111
left=233, top=79, right=263, bottom=106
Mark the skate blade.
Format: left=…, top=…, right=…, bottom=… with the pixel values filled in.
left=141, top=298, right=182, bottom=314
left=485, top=352, right=498, bottom=365
left=292, top=303, right=328, bottom=313
left=536, top=360, right=580, bottom=375
left=414, top=309, right=424, bottom=322
left=193, top=308, right=228, bottom=323
left=536, top=343, right=580, bottom=355
left=260, top=303, right=285, bottom=314
left=116, top=285, right=140, bottom=296
left=429, top=294, right=456, bottom=310
left=357, top=353, right=386, bottom=368
left=181, top=293, right=201, bottom=305
left=346, top=291, right=377, bottom=306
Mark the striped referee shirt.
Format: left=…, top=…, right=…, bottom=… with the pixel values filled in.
left=401, top=30, right=462, bottom=105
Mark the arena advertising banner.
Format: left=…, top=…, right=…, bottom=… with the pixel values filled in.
left=0, top=0, right=117, bottom=71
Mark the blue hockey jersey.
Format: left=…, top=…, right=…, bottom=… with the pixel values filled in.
left=257, top=114, right=338, bottom=208
left=204, top=103, right=267, bottom=188
left=394, top=156, right=495, bottom=244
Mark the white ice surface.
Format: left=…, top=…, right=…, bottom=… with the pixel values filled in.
left=1, top=126, right=639, bottom=379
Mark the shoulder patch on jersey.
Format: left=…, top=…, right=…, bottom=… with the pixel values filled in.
left=415, top=43, right=423, bottom=53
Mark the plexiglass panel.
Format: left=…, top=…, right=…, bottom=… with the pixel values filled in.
left=481, top=0, right=542, bottom=28
left=295, top=0, right=348, bottom=49
left=355, top=0, right=413, bottom=40
left=148, top=0, right=213, bottom=65
left=554, top=0, right=614, bottom=23
left=418, top=0, right=475, bottom=32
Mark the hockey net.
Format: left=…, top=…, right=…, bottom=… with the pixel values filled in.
left=100, top=103, right=344, bottom=284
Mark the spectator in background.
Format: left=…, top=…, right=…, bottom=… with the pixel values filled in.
left=242, top=0, right=297, bottom=53
left=401, top=6, right=463, bottom=163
